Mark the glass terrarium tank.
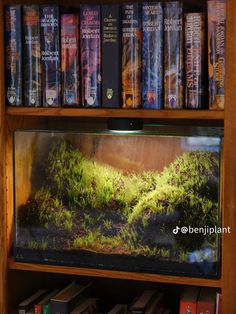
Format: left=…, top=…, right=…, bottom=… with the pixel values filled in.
left=14, top=125, right=222, bottom=278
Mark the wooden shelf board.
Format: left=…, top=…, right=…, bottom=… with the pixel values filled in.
left=6, top=107, right=225, bottom=120
left=8, top=258, right=221, bottom=288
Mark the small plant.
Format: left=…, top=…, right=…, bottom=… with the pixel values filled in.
left=73, top=229, right=101, bottom=249
left=28, top=240, right=38, bottom=250
left=103, top=219, right=112, bottom=230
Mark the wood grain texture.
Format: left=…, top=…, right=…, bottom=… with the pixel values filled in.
left=0, top=1, right=7, bottom=313
left=222, top=0, right=236, bottom=312
left=6, top=107, right=224, bottom=120
left=8, top=258, right=221, bottom=288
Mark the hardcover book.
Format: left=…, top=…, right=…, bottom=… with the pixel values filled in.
left=108, top=304, right=127, bottom=314
left=70, top=298, right=97, bottom=314
left=145, top=293, right=164, bottom=314
left=61, top=13, right=80, bottom=107
left=130, top=290, right=157, bottom=313
left=50, top=282, right=91, bottom=314
left=122, top=3, right=141, bottom=108
left=80, top=5, right=101, bottom=107
left=185, top=13, right=205, bottom=109
left=164, top=1, right=184, bottom=109
left=18, top=289, right=48, bottom=314
left=23, top=5, right=41, bottom=107
left=179, top=287, right=199, bottom=314
left=5, top=5, right=22, bottom=106
left=208, top=0, right=226, bottom=110
left=197, top=288, right=216, bottom=314
left=40, top=5, right=61, bottom=107
left=142, top=2, right=163, bottom=109
left=102, top=4, right=121, bottom=108
left=34, top=289, right=59, bottom=314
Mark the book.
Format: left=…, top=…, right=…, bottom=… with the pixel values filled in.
left=164, top=1, right=184, bottom=109
left=61, top=13, right=80, bottom=107
left=42, top=304, right=51, bottom=314
left=18, top=289, right=48, bottom=314
left=101, top=4, right=121, bottom=108
left=4, top=5, right=22, bottom=106
left=142, top=2, right=163, bottom=109
left=122, top=3, right=141, bottom=108
left=23, top=5, right=41, bottom=107
left=34, top=289, right=59, bottom=314
left=107, top=304, right=127, bottom=314
left=51, top=282, right=91, bottom=314
left=40, top=5, right=61, bottom=107
left=185, top=13, right=206, bottom=109
left=70, top=298, right=97, bottom=313
left=197, top=288, right=216, bottom=314
left=179, top=287, right=200, bottom=314
left=215, top=292, right=221, bottom=314
left=145, top=293, right=164, bottom=314
left=80, top=4, right=101, bottom=107
left=130, top=290, right=157, bottom=313
left=208, top=0, right=226, bottom=110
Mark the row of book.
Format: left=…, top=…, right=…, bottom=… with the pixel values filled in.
left=18, top=281, right=222, bottom=314
left=180, top=287, right=221, bottom=314
left=5, top=1, right=226, bottom=110
left=18, top=282, right=170, bottom=314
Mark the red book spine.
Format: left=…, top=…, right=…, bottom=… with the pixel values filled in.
left=61, top=13, right=80, bottom=106
left=34, top=304, right=42, bottom=314
left=180, top=300, right=197, bottom=314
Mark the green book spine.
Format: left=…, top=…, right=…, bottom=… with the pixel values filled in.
left=42, top=304, right=50, bottom=314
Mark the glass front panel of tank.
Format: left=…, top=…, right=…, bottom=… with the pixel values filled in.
left=14, top=130, right=222, bottom=277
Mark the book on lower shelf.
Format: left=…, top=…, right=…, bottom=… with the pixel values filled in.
left=179, top=287, right=200, bottom=314
left=50, top=281, right=91, bottom=314
left=17, top=282, right=221, bottom=314
left=18, top=289, right=48, bottom=314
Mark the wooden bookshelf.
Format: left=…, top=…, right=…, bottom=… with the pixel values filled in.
left=8, top=258, right=221, bottom=288
left=1, top=0, right=236, bottom=313
left=6, top=107, right=225, bottom=120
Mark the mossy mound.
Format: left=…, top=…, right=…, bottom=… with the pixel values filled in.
left=18, top=141, right=220, bottom=256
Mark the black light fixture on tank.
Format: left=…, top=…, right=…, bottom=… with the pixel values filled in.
left=107, top=118, right=143, bottom=133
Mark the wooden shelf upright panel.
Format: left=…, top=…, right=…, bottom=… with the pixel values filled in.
left=0, top=1, right=7, bottom=313
left=222, top=0, right=236, bottom=312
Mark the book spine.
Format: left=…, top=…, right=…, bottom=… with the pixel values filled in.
left=61, top=14, right=80, bottom=107
left=102, top=4, right=121, bottom=108
left=122, top=3, right=141, bottom=108
left=80, top=5, right=101, bottom=107
left=5, top=5, right=22, bottom=106
left=208, top=0, right=226, bottom=110
left=185, top=13, right=205, bottom=109
left=142, top=2, right=163, bottom=109
left=164, top=1, right=184, bottom=109
left=40, top=6, right=61, bottom=107
left=197, top=303, right=215, bottom=314
left=34, top=304, right=42, bottom=314
left=42, top=304, right=50, bottom=314
left=23, top=5, right=41, bottom=107
left=51, top=302, right=67, bottom=314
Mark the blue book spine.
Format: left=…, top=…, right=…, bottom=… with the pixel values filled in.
left=5, top=5, right=22, bottom=106
left=142, top=2, right=163, bottom=109
left=40, top=6, right=61, bottom=107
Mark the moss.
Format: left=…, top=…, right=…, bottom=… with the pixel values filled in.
left=20, top=141, right=220, bottom=256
